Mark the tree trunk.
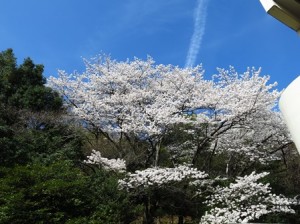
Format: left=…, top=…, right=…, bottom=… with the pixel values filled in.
left=154, top=143, right=160, bottom=167
left=154, top=139, right=162, bottom=167
left=143, top=199, right=155, bottom=224
left=178, top=215, right=184, bottom=224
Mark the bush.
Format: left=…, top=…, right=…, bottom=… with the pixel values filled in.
left=0, top=161, right=141, bottom=224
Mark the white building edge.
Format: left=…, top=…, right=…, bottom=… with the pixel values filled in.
left=260, top=0, right=300, bottom=154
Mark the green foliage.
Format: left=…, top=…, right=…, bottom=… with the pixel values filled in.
left=85, top=169, right=142, bottom=223
left=0, top=161, right=93, bottom=224
left=0, top=49, right=15, bottom=100
left=0, top=48, right=75, bottom=166
left=0, top=48, right=62, bottom=111
left=0, top=110, right=85, bottom=166
left=9, top=85, right=62, bottom=111
left=0, top=162, right=141, bottom=224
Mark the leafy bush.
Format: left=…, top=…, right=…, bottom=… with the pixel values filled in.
left=0, top=161, right=141, bottom=224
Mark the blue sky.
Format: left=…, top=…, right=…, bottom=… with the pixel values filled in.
left=1, top=0, right=300, bottom=90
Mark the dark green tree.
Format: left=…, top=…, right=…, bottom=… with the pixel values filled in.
left=0, top=49, right=74, bottom=166
left=0, top=48, right=62, bottom=111
left=0, top=161, right=141, bottom=224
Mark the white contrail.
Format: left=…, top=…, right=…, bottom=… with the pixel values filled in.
left=185, top=0, right=209, bottom=68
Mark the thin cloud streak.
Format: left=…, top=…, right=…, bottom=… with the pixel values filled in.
left=185, top=0, right=209, bottom=68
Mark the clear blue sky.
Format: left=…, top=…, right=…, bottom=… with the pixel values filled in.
left=1, top=0, right=299, bottom=90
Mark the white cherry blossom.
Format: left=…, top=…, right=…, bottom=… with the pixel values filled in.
left=201, top=172, right=298, bottom=223
left=48, top=56, right=288, bottom=165
left=84, top=149, right=126, bottom=172
left=118, top=165, right=208, bottom=190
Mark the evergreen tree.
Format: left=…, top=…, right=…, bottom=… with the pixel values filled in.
left=0, top=49, right=77, bottom=166
left=0, top=48, right=62, bottom=111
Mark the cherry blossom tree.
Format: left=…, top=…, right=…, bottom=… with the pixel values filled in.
left=84, top=149, right=126, bottom=172
left=118, top=167, right=297, bottom=223
left=48, top=56, right=208, bottom=166
left=48, top=55, right=299, bottom=223
left=48, top=56, right=289, bottom=169
left=118, top=165, right=208, bottom=190
left=119, top=165, right=209, bottom=224
left=200, top=172, right=298, bottom=224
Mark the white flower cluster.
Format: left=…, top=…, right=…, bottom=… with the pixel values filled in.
left=167, top=140, right=197, bottom=163
left=48, top=57, right=285, bottom=161
left=84, top=150, right=126, bottom=172
left=212, top=110, right=289, bottom=164
left=118, top=165, right=208, bottom=190
left=47, top=56, right=294, bottom=169
left=200, top=172, right=298, bottom=223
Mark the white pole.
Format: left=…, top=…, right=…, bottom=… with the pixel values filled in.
left=279, top=76, right=300, bottom=153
